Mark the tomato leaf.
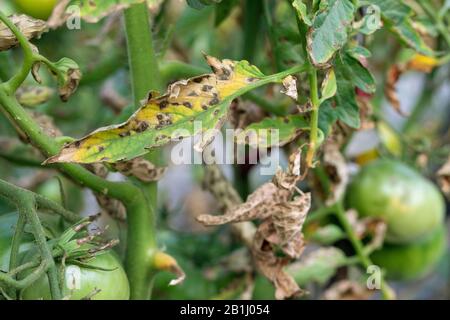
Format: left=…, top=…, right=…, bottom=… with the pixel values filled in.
left=307, top=0, right=355, bottom=67
left=320, top=68, right=337, bottom=103
left=45, top=55, right=284, bottom=164
left=235, top=115, right=309, bottom=148
left=367, top=0, right=433, bottom=56
left=340, top=52, right=376, bottom=94
left=292, top=0, right=312, bottom=26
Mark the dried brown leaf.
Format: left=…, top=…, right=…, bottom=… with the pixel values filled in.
left=0, top=14, right=47, bottom=51
left=252, top=219, right=303, bottom=300
left=280, top=75, right=298, bottom=100
left=323, top=143, right=348, bottom=205
left=385, top=65, right=409, bottom=117
left=153, top=251, right=186, bottom=286
left=30, top=111, right=62, bottom=138
left=322, top=280, right=373, bottom=300
left=113, top=157, right=166, bottom=182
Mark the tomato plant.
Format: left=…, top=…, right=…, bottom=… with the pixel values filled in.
left=0, top=0, right=449, bottom=301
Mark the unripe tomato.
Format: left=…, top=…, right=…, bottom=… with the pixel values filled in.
left=371, top=225, right=447, bottom=280
left=13, top=0, right=57, bottom=20
left=20, top=249, right=130, bottom=300
left=346, top=160, right=445, bottom=244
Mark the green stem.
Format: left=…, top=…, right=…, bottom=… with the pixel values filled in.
left=124, top=2, right=162, bottom=300
left=334, top=200, right=394, bottom=300
left=306, top=68, right=320, bottom=166
left=242, top=0, right=263, bottom=60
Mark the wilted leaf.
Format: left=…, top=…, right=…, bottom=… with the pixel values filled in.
left=323, top=143, right=348, bottom=205
left=235, top=115, right=309, bottom=148
left=16, top=85, right=54, bottom=107
left=437, top=157, right=450, bottom=200
left=280, top=75, right=298, bottom=100
left=252, top=219, right=303, bottom=300
left=31, top=111, right=62, bottom=138
left=45, top=55, right=268, bottom=164
left=320, top=68, right=337, bottom=103
left=52, top=58, right=82, bottom=102
left=385, top=64, right=408, bottom=116
left=287, top=247, right=347, bottom=285
left=322, top=280, right=373, bottom=300
left=307, top=0, right=355, bottom=67
left=292, top=0, right=312, bottom=26
left=346, top=209, right=386, bottom=253
left=113, top=157, right=166, bottom=182
left=0, top=14, right=47, bottom=51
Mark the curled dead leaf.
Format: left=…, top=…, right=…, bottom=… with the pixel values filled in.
left=385, top=65, right=409, bottom=117
left=280, top=75, right=298, bottom=100
left=30, top=111, right=62, bottom=138
left=113, top=157, right=166, bottom=182
left=322, top=280, right=373, bottom=300
left=252, top=219, right=303, bottom=300
left=346, top=209, right=386, bottom=253
left=0, top=14, right=47, bottom=51
left=323, top=143, right=348, bottom=205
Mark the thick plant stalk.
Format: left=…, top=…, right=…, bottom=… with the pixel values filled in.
left=123, top=2, right=162, bottom=300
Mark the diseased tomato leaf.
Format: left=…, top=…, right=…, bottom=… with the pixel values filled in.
left=235, top=115, right=309, bottom=148
left=45, top=55, right=272, bottom=164
left=307, top=0, right=355, bottom=67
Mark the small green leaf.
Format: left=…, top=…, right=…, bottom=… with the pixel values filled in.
left=292, top=0, right=312, bottom=26
left=287, top=247, right=347, bottom=285
left=307, top=0, right=355, bottom=67
left=333, top=54, right=360, bottom=128
left=310, top=224, right=346, bottom=245
left=346, top=44, right=372, bottom=59
left=341, top=53, right=376, bottom=94
left=320, top=68, right=337, bottom=103
left=235, top=115, right=309, bottom=148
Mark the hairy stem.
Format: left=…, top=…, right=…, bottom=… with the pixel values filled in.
left=124, top=2, right=162, bottom=300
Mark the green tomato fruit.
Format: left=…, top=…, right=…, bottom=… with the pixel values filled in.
left=13, top=0, right=57, bottom=20
left=371, top=225, right=447, bottom=280
left=346, top=160, right=445, bottom=244
left=20, top=250, right=130, bottom=300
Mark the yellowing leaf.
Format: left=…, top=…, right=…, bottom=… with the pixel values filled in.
left=45, top=55, right=268, bottom=164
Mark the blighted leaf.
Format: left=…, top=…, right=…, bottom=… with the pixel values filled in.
left=52, top=58, right=82, bottom=102
left=390, top=20, right=434, bottom=56
left=0, top=14, right=47, bottom=51
left=307, top=0, right=355, bottom=67
left=229, top=100, right=265, bottom=130
left=252, top=219, right=303, bottom=300
left=31, top=111, right=62, bottom=138
left=280, top=75, right=298, bottom=100
left=16, top=85, right=54, bottom=107
left=345, top=209, right=386, bottom=253
left=153, top=251, right=185, bottom=286
left=323, top=143, right=348, bottom=205
left=292, top=0, right=312, bottom=26
left=322, top=280, right=373, bottom=300
left=45, top=55, right=267, bottom=164
left=320, top=68, right=337, bottom=103
left=437, top=158, right=450, bottom=200
left=112, top=157, right=166, bottom=182
left=235, top=115, right=309, bottom=148
left=385, top=64, right=408, bottom=116
left=287, top=247, right=347, bottom=285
